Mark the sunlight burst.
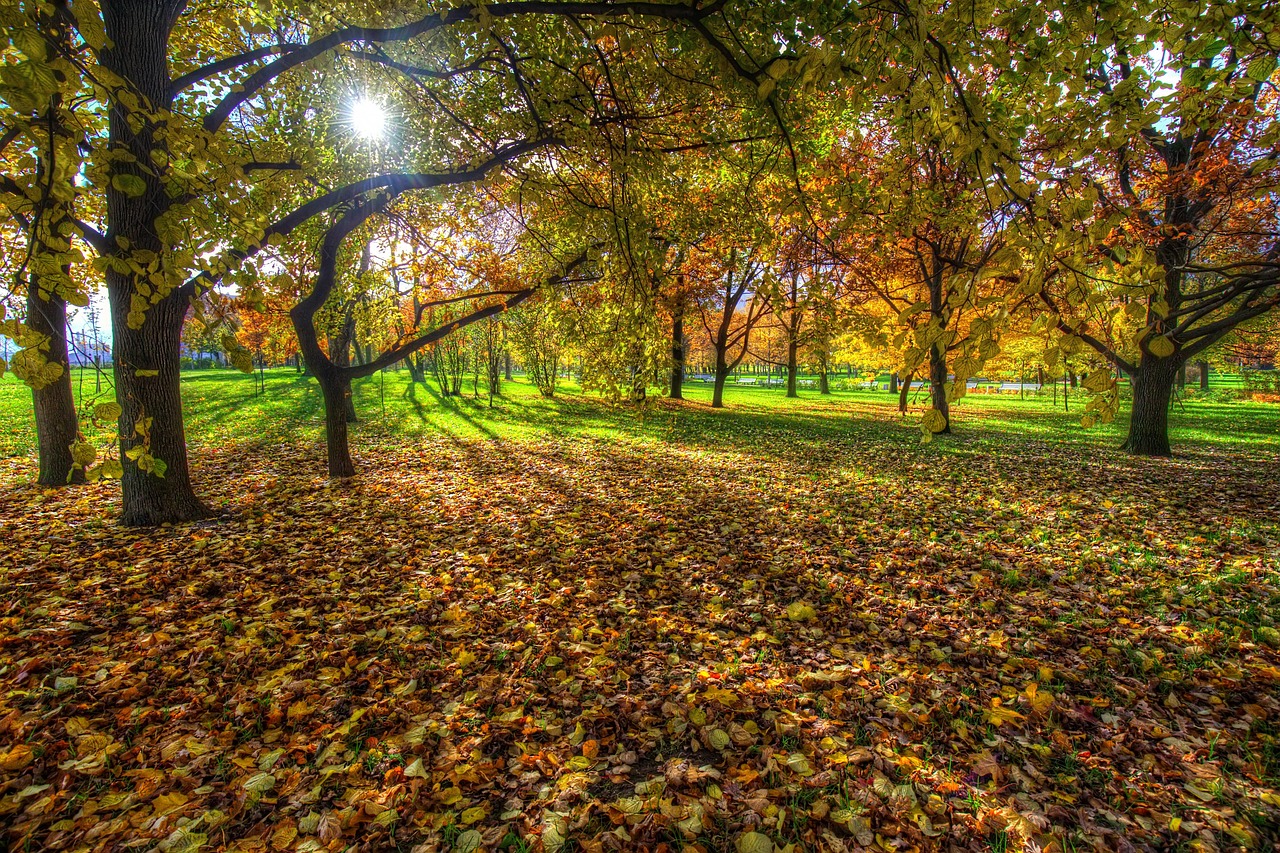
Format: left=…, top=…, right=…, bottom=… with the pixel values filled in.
left=348, top=98, right=387, bottom=140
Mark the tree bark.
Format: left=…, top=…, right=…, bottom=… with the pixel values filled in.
left=786, top=335, right=799, bottom=397
left=1198, top=360, right=1209, bottom=391
left=1123, top=355, right=1180, bottom=456
left=889, top=372, right=899, bottom=394
left=102, top=0, right=209, bottom=525
left=818, top=355, right=829, bottom=395
left=26, top=283, right=83, bottom=486
left=329, top=309, right=358, bottom=423
left=898, top=372, right=913, bottom=413
left=318, top=370, right=356, bottom=477
left=110, top=290, right=210, bottom=525
left=928, top=344, right=951, bottom=433
left=669, top=300, right=685, bottom=400
left=712, top=349, right=729, bottom=409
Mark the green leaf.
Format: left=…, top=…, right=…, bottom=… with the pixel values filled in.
left=243, top=772, right=275, bottom=794
left=1246, top=55, right=1276, bottom=82
left=1146, top=335, right=1176, bottom=358
left=110, top=174, right=147, bottom=197
left=94, top=401, right=123, bottom=422
left=70, top=441, right=96, bottom=468
left=454, top=830, right=483, bottom=853
left=922, top=408, right=948, bottom=433
left=785, top=602, right=815, bottom=622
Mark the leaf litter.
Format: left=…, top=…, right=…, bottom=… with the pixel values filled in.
left=1, top=420, right=1278, bottom=852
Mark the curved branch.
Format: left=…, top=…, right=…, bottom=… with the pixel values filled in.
left=169, top=43, right=301, bottom=98
left=204, top=0, right=727, bottom=132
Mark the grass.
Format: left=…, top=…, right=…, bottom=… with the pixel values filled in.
left=1, top=365, right=1276, bottom=462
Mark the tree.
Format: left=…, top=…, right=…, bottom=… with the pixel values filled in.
left=508, top=295, right=566, bottom=398
left=849, top=118, right=1013, bottom=439
left=0, top=7, right=90, bottom=485
left=1008, top=0, right=1280, bottom=454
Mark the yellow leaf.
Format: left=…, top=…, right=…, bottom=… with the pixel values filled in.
left=786, top=602, right=816, bottom=622
left=785, top=752, right=814, bottom=777
left=270, top=823, right=296, bottom=851
left=984, top=699, right=1024, bottom=727
left=736, top=830, right=774, bottom=853
left=152, top=791, right=188, bottom=817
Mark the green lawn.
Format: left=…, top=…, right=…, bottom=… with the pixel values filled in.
left=1, top=366, right=1276, bottom=463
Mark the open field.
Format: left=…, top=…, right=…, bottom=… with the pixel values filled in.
left=1, top=370, right=1278, bottom=852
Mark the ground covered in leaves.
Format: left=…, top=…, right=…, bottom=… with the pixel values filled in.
left=2, top=398, right=1279, bottom=852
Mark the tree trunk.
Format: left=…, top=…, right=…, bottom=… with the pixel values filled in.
left=110, top=291, right=210, bottom=525
left=407, top=353, right=425, bottom=384
left=100, top=0, right=209, bottom=525
left=929, top=344, right=951, bottom=433
left=329, top=310, right=358, bottom=423
left=889, top=372, right=899, bottom=394
left=1123, top=355, right=1180, bottom=456
left=318, top=371, right=356, bottom=477
left=712, top=349, right=729, bottom=409
left=669, top=302, right=685, bottom=400
left=786, top=336, right=799, bottom=398
left=898, top=373, right=912, bottom=413
left=818, top=356, right=829, bottom=395
left=26, top=281, right=84, bottom=486
left=1198, top=360, right=1209, bottom=391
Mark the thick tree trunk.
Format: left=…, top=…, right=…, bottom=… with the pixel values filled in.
left=1123, top=355, right=1180, bottom=457
left=110, top=291, right=210, bottom=525
left=929, top=345, right=951, bottom=433
left=318, top=372, right=356, bottom=478
left=26, top=282, right=83, bottom=486
left=889, top=372, right=899, bottom=394
left=818, top=359, right=829, bottom=395
left=102, top=0, right=207, bottom=525
left=1198, top=360, right=1209, bottom=391
left=669, top=304, right=685, bottom=400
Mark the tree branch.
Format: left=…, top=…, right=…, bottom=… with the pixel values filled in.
left=169, top=43, right=301, bottom=98
left=204, top=0, right=726, bottom=132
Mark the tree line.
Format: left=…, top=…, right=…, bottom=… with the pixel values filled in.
left=1, top=0, right=1276, bottom=525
